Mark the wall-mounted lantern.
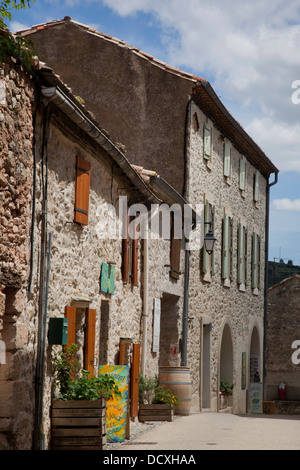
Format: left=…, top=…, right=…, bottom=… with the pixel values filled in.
left=204, top=221, right=216, bottom=255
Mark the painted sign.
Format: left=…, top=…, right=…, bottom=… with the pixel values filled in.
left=98, top=364, right=129, bottom=442
left=100, top=262, right=115, bottom=295
left=250, top=382, right=262, bottom=414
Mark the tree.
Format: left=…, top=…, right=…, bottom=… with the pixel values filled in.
left=0, top=1, right=34, bottom=67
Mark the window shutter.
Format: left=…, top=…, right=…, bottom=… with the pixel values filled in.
left=222, top=214, right=229, bottom=279
left=204, top=124, right=211, bottom=160
left=211, top=205, right=216, bottom=275
left=254, top=171, right=260, bottom=202
left=230, top=218, right=234, bottom=281
left=203, top=200, right=210, bottom=274
left=239, top=157, right=246, bottom=190
left=258, top=235, right=261, bottom=289
left=85, top=308, right=96, bottom=377
left=224, top=142, right=231, bottom=177
left=132, top=219, right=139, bottom=286
left=74, top=156, right=91, bottom=225
left=64, top=306, right=76, bottom=347
left=122, top=213, right=130, bottom=283
left=237, top=223, right=243, bottom=284
left=170, top=237, right=181, bottom=279
left=251, top=232, right=258, bottom=288
left=244, top=228, right=248, bottom=285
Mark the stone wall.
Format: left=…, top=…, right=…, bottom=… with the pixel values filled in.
left=266, top=275, right=300, bottom=401
left=186, top=101, right=266, bottom=413
left=0, top=60, right=36, bottom=449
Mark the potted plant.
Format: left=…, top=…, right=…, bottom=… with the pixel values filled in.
left=51, top=344, right=120, bottom=450
left=138, top=375, right=180, bottom=422
left=219, top=378, right=234, bottom=409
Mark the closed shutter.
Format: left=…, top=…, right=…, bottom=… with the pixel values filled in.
left=74, top=156, right=91, bottom=225
left=244, top=228, right=248, bottom=286
left=224, top=142, right=231, bottom=177
left=203, top=200, right=210, bottom=274
left=211, top=205, right=216, bottom=275
left=122, top=213, right=130, bottom=283
left=204, top=123, right=211, bottom=160
left=254, top=171, right=260, bottom=202
left=239, top=157, right=246, bottom=190
left=64, top=306, right=76, bottom=347
left=170, top=236, right=181, bottom=279
left=132, top=224, right=139, bottom=286
left=222, top=214, right=229, bottom=279
left=85, top=309, right=96, bottom=377
left=251, top=232, right=258, bottom=288
left=237, top=223, right=243, bottom=284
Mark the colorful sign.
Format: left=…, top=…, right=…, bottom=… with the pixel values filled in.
left=98, top=364, right=129, bottom=442
left=100, top=262, right=115, bottom=295
left=250, top=382, right=262, bottom=414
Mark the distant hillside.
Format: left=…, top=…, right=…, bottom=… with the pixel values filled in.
left=268, top=260, right=300, bottom=288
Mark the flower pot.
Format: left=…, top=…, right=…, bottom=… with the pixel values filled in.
left=138, top=404, right=174, bottom=422
left=51, top=399, right=106, bottom=450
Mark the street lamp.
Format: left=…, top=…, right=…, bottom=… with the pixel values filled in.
left=204, top=222, right=216, bottom=255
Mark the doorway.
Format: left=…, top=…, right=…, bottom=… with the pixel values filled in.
left=202, top=322, right=211, bottom=409
left=158, top=293, right=180, bottom=367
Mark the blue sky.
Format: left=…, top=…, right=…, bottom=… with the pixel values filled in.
left=6, top=0, right=300, bottom=264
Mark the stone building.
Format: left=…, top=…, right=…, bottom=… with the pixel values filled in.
left=0, top=43, right=190, bottom=449
left=266, top=274, right=300, bottom=401
left=20, top=17, right=279, bottom=416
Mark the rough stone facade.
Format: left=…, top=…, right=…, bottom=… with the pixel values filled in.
left=266, top=274, right=300, bottom=401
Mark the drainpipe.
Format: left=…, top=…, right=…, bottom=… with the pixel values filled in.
left=263, top=170, right=278, bottom=399
left=141, top=231, right=148, bottom=377
left=181, top=238, right=190, bottom=367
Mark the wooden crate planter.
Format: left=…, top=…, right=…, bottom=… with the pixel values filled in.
left=51, top=399, right=106, bottom=450
left=138, top=404, right=174, bottom=422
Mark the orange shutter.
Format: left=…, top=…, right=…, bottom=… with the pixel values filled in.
left=64, top=306, right=76, bottom=347
left=122, top=213, right=129, bottom=283
left=85, top=309, right=96, bottom=377
left=132, top=220, right=139, bottom=286
left=74, top=156, right=91, bottom=225
left=130, top=344, right=140, bottom=417
left=170, top=236, right=181, bottom=279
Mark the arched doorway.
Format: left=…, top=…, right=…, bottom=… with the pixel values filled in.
left=219, top=323, right=234, bottom=409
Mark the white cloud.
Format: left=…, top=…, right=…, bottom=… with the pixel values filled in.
left=10, top=21, right=30, bottom=33
left=101, top=0, right=300, bottom=173
left=271, top=198, right=300, bottom=211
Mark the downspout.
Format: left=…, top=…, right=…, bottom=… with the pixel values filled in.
left=141, top=230, right=148, bottom=377
left=33, top=104, right=52, bottom=450
left=263, top=170, right=278, bottom=399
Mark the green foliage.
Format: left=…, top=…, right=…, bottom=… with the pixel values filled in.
left=220, top=378, right=234, bottom=397
left=0, top=0, right=35, bottom=68
left=52, top=343, right=120, bottom=401
left=139, top=375, right=180, bottom=408
left=153, top=385, right=180, bottom=408
left=52, top=343, right=81, bottom=398
left=66, top=370, right=121, bottom=401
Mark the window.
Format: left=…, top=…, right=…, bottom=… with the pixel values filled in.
left=251, top=232, right=261, bottom=293
left=237, top=223, right=248, bottom=290
left=170, top=212, right=182, bottom=280
left=203, top=199, right=216, bottom=281
left=223, top=142, right=231, bottom=178
left=74, top=156, right=91, bottom=225
left=222, top=212, right=233, bottom=286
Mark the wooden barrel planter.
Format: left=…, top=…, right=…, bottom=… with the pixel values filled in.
left=158, top=366, right=192, bottom=415
left=51, top=399, right=107, bottom=450
left=138, top=404, right=174, bottom=422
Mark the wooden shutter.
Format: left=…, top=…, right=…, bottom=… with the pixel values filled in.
left=222, top=214, right=229, bottom=279
left=85, top=309, right=96, bottom=377
left=254, top=171, right=260, bottom=202
left=130, top=344, right=140, bottom=418
left=224, top=142, right=231, bottom=177
left=64, top=306, right=76, bottom=347
left=237, top=223, right=243, bottom=284
left=122, top=213, right=129, bottom=283
left=132, top=219, right=139, bottom=286
left=203, top=200, right=210, bottom=274
left=204, top=123, right=211, bottom=160
left=230, top=217, right=234, bottom=281
left=239, top=157, right=246, bottom=190
left=251, top=232, right=258, bottom=288
left=244, top=227, right=248, bottom=286
left=211, top=205, right=216, bottom=275
left=74, top=156, right=91, bottom=225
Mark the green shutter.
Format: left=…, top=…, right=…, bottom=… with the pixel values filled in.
left=239, top=157, right=245, bottom=190
left=230, top=217, right=234, bottom=281
left=203, top=200, right=210, bottom=274
left=237, top=223, right=243, bottom=284
left=244, top=227, right=248, bottom=286
left=204, top=124, right=211, bottom=160
left=254, top=171, right=260, bottom=202
left=224, top=142, right=231, bottom=177
left=251, top=232, right=258, bottom=288
left=258, top=235, right=261, bottom=289
left=211, top=205, right=216, bottom=275
left=222, top=214, right=229, bottom=279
